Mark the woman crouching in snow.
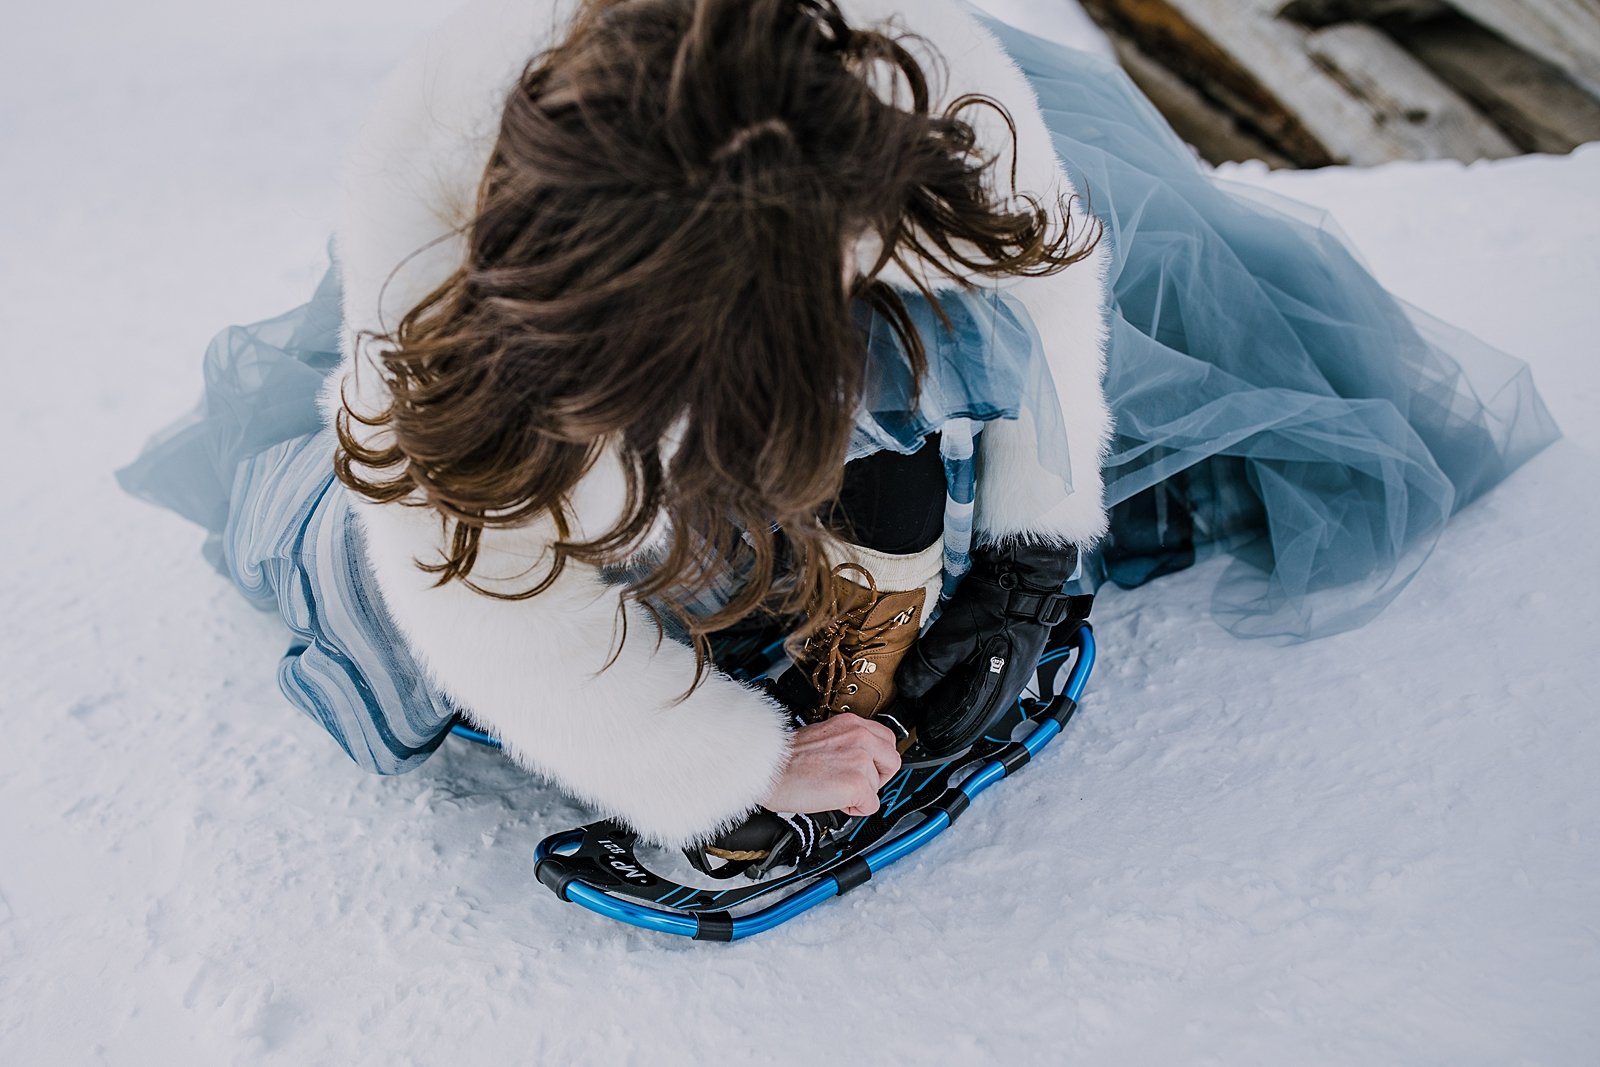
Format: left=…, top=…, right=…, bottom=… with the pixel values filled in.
left=122, top=0, right=1552, bottom=870
left=328, top=0, right=1106, bottom=859
left=120, top=0, right=1108, bottom=861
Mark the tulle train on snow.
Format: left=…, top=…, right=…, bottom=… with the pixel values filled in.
left=978, top=11, right=1559, bottom=639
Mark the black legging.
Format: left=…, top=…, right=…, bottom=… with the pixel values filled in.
left=823, top=432, right=945, bottom=555
left=704, top=434, right=945, bottom=672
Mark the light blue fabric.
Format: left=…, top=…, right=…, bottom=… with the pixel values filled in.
left=118, top=270, right=455, bottom=772
left=232, top=427, right=455, bottom=772
left=119, top=15, right=1560, bottom=772
left=852, top=287, right=1071, bottom=599
left=973, top=9, right=1559, bottom=638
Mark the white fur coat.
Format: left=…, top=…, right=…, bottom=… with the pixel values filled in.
left=321, top=0, right=1112, bottom=847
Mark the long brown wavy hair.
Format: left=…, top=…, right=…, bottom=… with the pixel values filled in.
left=336, top=0, right=1099, bottom=677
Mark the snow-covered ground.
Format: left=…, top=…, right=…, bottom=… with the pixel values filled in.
left=3, top=1, right=1597, bottom=1064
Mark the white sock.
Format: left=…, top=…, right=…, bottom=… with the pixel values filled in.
left=818, top=535, right=944, bottom=630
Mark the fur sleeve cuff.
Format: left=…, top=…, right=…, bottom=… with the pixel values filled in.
left=356, top=499, right=792, bottom=849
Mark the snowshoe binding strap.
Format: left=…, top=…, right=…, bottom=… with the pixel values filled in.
left=687, top=810, right=843, bottom=880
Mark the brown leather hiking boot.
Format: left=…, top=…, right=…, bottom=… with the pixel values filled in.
left=798, top=564, right=926, bottom=722
left=695, top=565, right=930, bottom=872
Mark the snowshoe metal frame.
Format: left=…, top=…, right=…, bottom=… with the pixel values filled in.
left=491, top=622, right=1095, bottom=941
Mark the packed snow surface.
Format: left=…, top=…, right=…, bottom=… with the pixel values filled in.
left=3, top=1, right=1597, bottom=1064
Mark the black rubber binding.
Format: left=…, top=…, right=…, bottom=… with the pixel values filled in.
left=832, top=857, right=874, bottom=895
left=998, top=745, right=1033, bottom=775
left=535, top=857, right=581, bottom=901
left=693, top=912, right=736, bottom=942
left=930, top=789, right=972, bottom=823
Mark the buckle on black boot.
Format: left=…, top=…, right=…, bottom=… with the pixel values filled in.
left=1038, top=592, right=1071, bottom=626
left=1009, top=590, right=1092, bottom=627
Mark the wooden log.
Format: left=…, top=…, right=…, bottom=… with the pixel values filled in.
left=1102, top=26, right=1295, bottom=166
left=1304, top=22, right=1519, bottom=159
left=1082, top=0, right=1512, bottom=165
left=1396, top=14, right=1600, bottom=152
left=1442, top=0, right=1600, bottom=97
left=1082, top=0, right=1357, bottom=164
left=1278, top=0, right=1449, bottom=24
left=1279, top=0, right=1600, bottom=94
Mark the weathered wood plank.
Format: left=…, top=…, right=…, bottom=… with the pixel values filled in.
left=1304, top=22, right=1518, bottom=159
left=1396, top=14, right=1600, bottom=152
left=1278, top=0, right=1449, bottom=24
left=1443, top=0, right=1600, bottom=96
left=1102, top=26, right=1295, bottom=166
left=1083, top=0, right=1361, bottom=164
left=1083, top=0, right=1512, bottom=165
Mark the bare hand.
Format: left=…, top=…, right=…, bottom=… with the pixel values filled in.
left=761, top=715, right=901, bottom=817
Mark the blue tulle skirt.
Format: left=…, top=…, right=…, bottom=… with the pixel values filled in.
left=976, top=10, right=1558, bottom=637
left=118, top=17, right=1558, bottom=772
left=119, top=269, right=455, bottom=771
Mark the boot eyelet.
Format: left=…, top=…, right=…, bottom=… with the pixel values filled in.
left=846, top=684, right=858, bottom=694
left=840, top=705, right=852, bottom=714
left=998, top=572, right=1019, bottom=589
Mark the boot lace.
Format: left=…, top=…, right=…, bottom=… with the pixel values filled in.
left=805, top=564, right=910, bottom=713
